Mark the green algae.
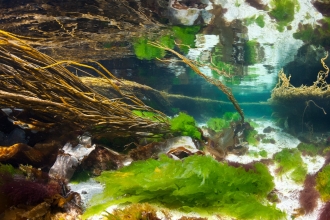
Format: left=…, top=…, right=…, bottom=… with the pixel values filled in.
left=172, top=25, right=200, bottom=54
left=244, top=15, right=265, bottom=28
left=244, top=40, right=259, bottom=65
left=291, top=165, right=307, bottom=184
left=297, top=142, right=319, bottom=156
left=293, top=18, right=330, bottom=48
left=133, top=26, right=200, bottom=60
left=293, top=24, right=314, bottom=42
left=274, top=148, right=303, bottom=173
left=245, top=129, right=259, bottom=146
left=259, top=150, right=268, bottom=157
left=269, top=0, right=299, bottom=32
left=133, top=35, right=174, bottom=60
left=255, top=15, right=265, bottom=28
left=83, top=155, right=284, bottom=220
left=211, top=46, right=235, bottom=77
left=206, top=117, right=229, bottom=132
left=274, top=148, right=307, bottom=183
left=206, top=112, right=240, bottom=132
left=316, top=165, right=330, bottom=201
left=132, top=110, right=163, bottom=122
left=170, top=112, right=201, bottom=140
left=70, top=170, right=91, bottom=184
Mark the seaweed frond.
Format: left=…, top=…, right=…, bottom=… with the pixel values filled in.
left=0, top=30, right=169, bottom=138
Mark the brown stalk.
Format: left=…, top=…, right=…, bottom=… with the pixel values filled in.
left=0, top=30, right=169, bottom=138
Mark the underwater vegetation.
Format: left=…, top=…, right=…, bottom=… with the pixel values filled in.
left=297, top=142, right=320, bottom=156
left=83, top=155, right=284, bottom=220
left=133, top=35, right=175, bottom=60
left=293, top=18, right=330, bottom=48
left=132, top=110, right=165, bottom=122
left=299, top=174, right=319, bottom=214
left=170, top=112, right=201, bottom=140
left=269, top=0, right=299, bottom=32
left=210, top=46, right=235, bottom=76
left=259, top=150, right=268, bottom=157
left=206, top=117, right=229, bottom=132
left=244, top=15, right=265, bottom=28
left=223, top=111, right=241, bottom=121
left=244, top=129, right=259, bottom=146
left=133, top=25, right=200, bottom=60
left=293, top=23, right=314, bottom=42
left=319, top=201, right=330, bottom=220
left=70, top=169, right=91, bottom=184
left=316, top=165, right=330, bottom=201
left=171, top=25, right=200, bottom=54
left=244, top=40, right=259, bottom=65
left=104, top=203, right=164, bottom=220
left=274, top=148, right=307, bottom=183
left=206, top=112, right=240, bottom=132
left=0, top=164, right=60, bottom=205
left=261, top=138, right=276, bottom=144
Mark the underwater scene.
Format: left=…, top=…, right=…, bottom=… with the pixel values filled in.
left=2, top=0, right=330, bottom=219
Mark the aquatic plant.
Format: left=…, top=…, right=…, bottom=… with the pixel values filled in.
left=267, top=191, right=280, bottom=203
left=133, top=26, right=199, bottom=60
left=248, top=150, right=260, bottom=157
left=259, top=150, right=268, bottom=157
left=261, top=138, right=276, bottom=144
left=148, top=42, right=245, bottom=122
left=70, top=169, right=91, bottom=184
left=132, top=110, right=165, bottom=122
left=0, top=30, right=170, bottom=138
left=133, top=35, right=174, bottom=60
left=104, top=203, right=167, bottom=220
left=247, top=119, right=259, bottom=128
left=223, top=112, right=241, bottom=121
left=170, top=112, right=201, bottom=140
left=291, top=166, right=308, bottom=183
left=299, top=174, right=319, bottom=213
left=83, top=155, right=284, bottom=219
left=270, top=54, right=329, bottom=130
left=206, top=112, right=241, bottom=132
left=244, top=15, right=265, bottom=28
left=206, top=118, right=228, bottom=132
left=172, top=26, right=200, bottom=54
left=0, top=163, right=61, bottom=206
left=211, top=47, right=235, bottom=76
left=244, top=40, right=259, bottom=65
left=318, top=201, right=330, bottom=220
left=294, top=17, right=330, bottom=48
left=274, top=148, right=307, bottom=183
left=255, top=15, right=265, bottom=28
left=269, top=0, right=299, bottom=32
left=274, top=148, right=302, bottom=174
left=297, top=142, right=319, bottom=156
left=316, top=165, right=330, bottom=201
left=293, top=24, right=314, bottom=42
left=0, top=163, right=20, bottom=178
left=245, top=129, right=259, bottom=146
left=2, top=178, right=53, bottom=205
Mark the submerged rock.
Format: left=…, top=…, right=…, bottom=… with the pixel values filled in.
left=49, top=133, right=95, bottom=181
left=129, top=136, right=204, bottom=161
